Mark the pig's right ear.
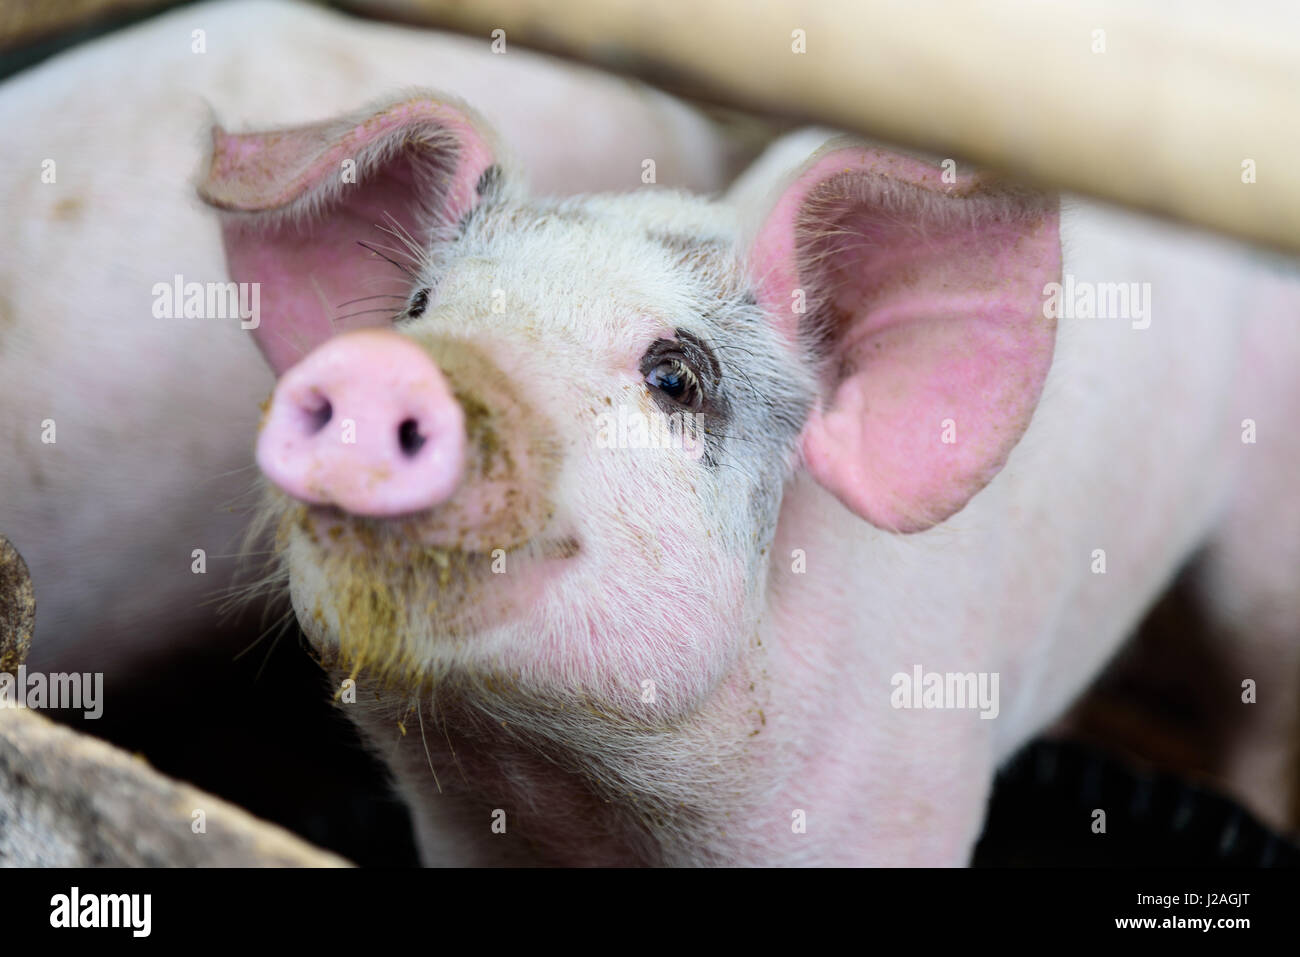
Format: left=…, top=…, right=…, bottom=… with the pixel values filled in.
left=198, top=94, right=503, bottom=374
left=746, top=143, right=1061, bottom=533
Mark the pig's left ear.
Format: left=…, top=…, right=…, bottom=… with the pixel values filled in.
left=748, top=145, right=1060, bottom=532
left=198, top=93, right=504, bottom=374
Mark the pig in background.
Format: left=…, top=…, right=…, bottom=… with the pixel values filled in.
left=0, top=0, right=743, bottom=675
left=196, top=86, right=1300, bottom=865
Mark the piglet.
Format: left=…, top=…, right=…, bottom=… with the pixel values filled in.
left=0, top=0, right=736, bottom=675
left=200, top=93, right=1300, bottom=865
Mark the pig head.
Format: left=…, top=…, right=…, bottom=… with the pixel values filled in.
left=199, top=92, right=1059, bottom=865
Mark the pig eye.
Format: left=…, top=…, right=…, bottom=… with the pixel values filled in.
left=407, top=288, right=430, bottom=318
left=640, top=332, right=719, bottom=414
left=644, top=356, right=703, bottom=411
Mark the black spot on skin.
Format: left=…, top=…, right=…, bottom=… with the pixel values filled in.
left=476, top=164, right=502, bottom=197
left=741, top=292, right=758, bottom=308
left=409, top=288, right=429, bottom=318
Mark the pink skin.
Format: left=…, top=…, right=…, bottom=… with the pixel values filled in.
left=257, top=330, right=466, bottom=517
left=209, top=97, right=553, bottom=545
left=752, top=148, right=1060, bottom=533
left=200, top=98, right=1071, bottom=862
left=202, top=98, right=497, bottom=376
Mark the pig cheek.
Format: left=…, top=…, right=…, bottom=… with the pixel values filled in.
left=572, top=483, right=750, bottom=714
left=524, top=562, right=747, bottom=721
left=410, top=480, right=548, bottom=553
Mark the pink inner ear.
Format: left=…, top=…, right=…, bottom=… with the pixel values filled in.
left=201, top=99, right=496, bottom=375
left=223, top=176, right=416, bottom=375
left=753, top=148, right=1060, bottom=533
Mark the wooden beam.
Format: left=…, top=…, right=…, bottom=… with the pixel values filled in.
left=356, top=0, right=1300, bottom=252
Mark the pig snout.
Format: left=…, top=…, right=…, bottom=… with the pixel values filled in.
left=256, top=330, right=466, bottom=517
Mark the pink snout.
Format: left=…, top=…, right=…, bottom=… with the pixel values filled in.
left=257, top=330, right=465, bottom=517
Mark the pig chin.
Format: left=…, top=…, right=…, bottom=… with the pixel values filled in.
left=275, top=498, right=579, bottom=686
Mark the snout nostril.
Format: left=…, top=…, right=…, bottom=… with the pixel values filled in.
left=397, top=418, right=427, bottom=457
left=302, top=398, right=333, bottom=435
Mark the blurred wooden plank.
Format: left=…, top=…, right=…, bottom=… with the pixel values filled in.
left=0, top=535, right=34, bottom=676
left=352, top=0, right=1300, bottom=253
left=0, top=0, right=172, bottom=50
left=0, top=709, right=351, bottom=866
